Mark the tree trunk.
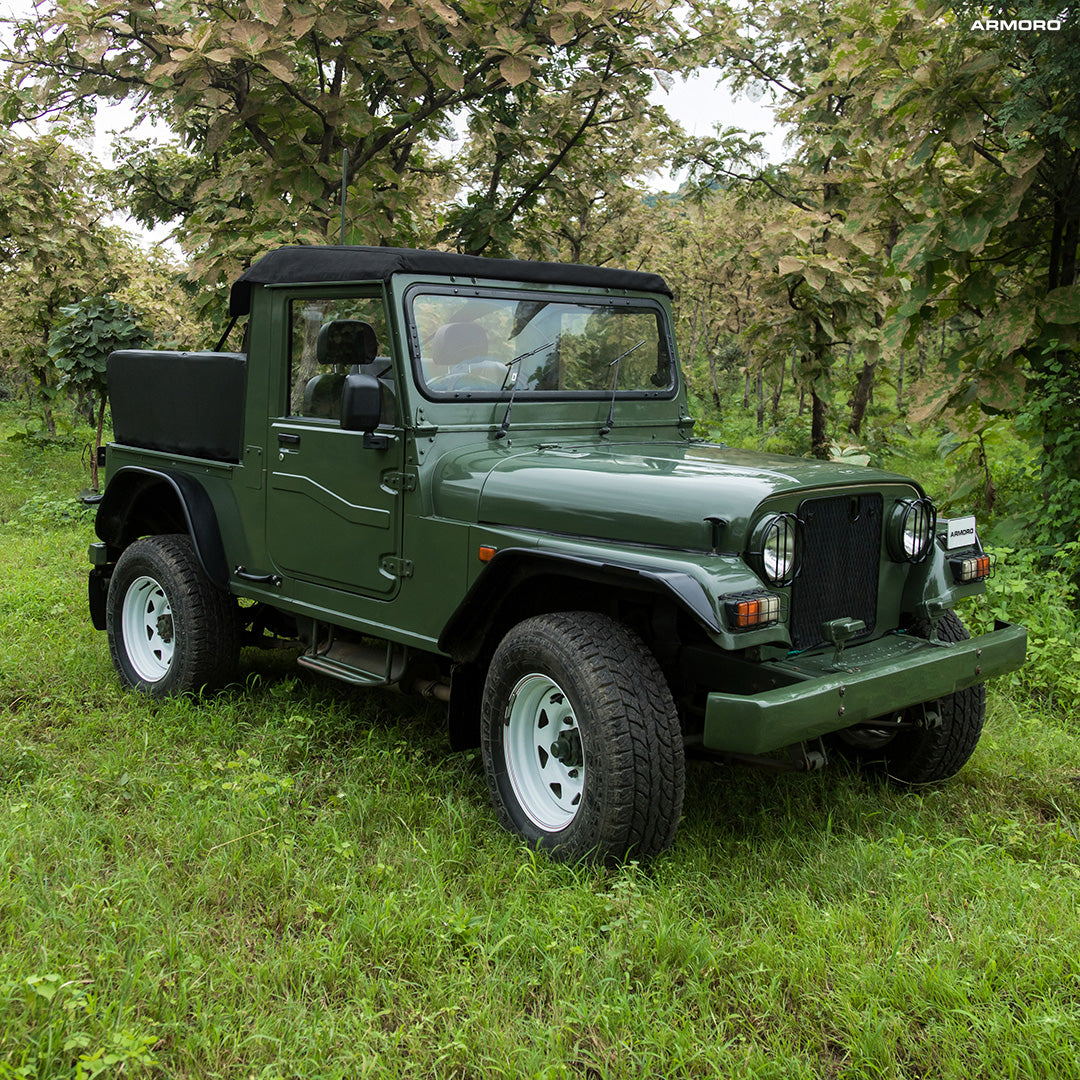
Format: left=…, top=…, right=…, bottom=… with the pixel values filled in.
left=35, top=369, right=56, bottom=437
left=811, top=389, right=829, bottom=458
left=771, top=360, right=785, bottom=426
left=756, top=369, right=764, bottom=431
left=743, top=368, right=751, bottom=410
left=686, top=296, right=705, bottom=375
left=849, top=360, right=877, bottom=436
left=92, top=392, right=107, bottom=491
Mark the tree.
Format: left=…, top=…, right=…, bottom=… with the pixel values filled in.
left=441, top=87, right=682, bottom=261
left=48, top=296, right=150, bottom=490
left=682, top=0, right=1078, bottom=532
left=3, top=0, right=694, bottom=290
left=678, top=7, right=904, bottom=457
left=0, top=132, right=118, bottom=434
left=808, top=0, right=1079, bottom=541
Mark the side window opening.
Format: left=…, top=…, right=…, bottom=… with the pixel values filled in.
left=288, top=297, right=394, bottom=423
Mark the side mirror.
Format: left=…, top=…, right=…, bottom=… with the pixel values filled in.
left=340, top=372, right=383, bottom=433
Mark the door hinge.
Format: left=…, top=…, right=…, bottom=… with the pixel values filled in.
left=384, top=471, right=417, bottom=492
left=379, top=556, right=414, bottom=579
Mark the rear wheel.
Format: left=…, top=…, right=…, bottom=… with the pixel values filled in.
left=107, top=534, right=239, bottom=697
left=480, top=612, right=684, bottom=862
left=834, top=610, right=986, bottom=783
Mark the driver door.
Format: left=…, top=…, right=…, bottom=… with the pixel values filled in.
left=266, top=290, right=404, bottom=598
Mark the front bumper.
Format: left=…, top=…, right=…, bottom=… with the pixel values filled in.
left=703, top=620, right=1027, bottom=755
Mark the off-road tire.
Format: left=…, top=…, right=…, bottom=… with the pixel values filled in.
left=106, top=534, right=240, bottom=697
left=836, top=610, right=986, bottom=784
left=480, top=612, right=685, bottom=862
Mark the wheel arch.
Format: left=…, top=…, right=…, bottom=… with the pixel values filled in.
left=95, top=466, right=230, bottom=590
left=438, top=548, right=721, bottom=666
left=441, top=548, right=719, bottom=750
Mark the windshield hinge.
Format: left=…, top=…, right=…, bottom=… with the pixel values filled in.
left=379, top=556, right=414, bottom=579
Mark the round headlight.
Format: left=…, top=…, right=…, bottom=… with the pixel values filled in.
left=889, top=497, right=936, bottom=563
left=751, top=513, right=799, bottom=586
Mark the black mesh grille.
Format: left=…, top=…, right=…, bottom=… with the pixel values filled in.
left=789, top=493, right=883, bottom=651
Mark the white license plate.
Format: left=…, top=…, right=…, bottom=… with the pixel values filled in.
left=947, top=515, right=978, bottom=549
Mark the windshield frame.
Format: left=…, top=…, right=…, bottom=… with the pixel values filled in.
left=403, top=283, right=680, bottom=403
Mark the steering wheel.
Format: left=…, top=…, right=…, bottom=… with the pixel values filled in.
left=428, top=358, right=510, bottom=391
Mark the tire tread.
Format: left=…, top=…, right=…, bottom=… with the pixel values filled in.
left=481, top=611, right=684, bottom=862
left=107, top=534, right=239, bottom=696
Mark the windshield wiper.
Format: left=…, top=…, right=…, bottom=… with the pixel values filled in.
left=494, top=339, right=556, bottom=441
left=599, top=339, right=645, bottom=436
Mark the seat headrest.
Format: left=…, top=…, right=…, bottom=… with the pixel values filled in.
left=316, top=320, right=378, bottom=366
left=428, top=322, right=488, bottom=364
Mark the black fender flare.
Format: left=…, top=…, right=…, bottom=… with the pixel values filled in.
left=437, top=547, right=721, bottom=663
left=95, top=466, right=230, bottom=590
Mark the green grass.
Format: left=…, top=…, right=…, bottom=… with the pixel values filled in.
left=1, top=415, right=1079, bottom=1079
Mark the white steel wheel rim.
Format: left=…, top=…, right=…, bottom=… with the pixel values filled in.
left=503, top=673, right=585, bottom=833
left=121, top=575, right=175, bottom=683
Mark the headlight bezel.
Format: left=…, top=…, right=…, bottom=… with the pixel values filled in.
left=888, top=496, right=937, bottom=563
left=748, top=512, right=801, bottom=587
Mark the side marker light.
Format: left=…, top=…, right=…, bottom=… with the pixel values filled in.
left=951, top=552, right=992, bottom=584
left=725, top=592, right=781, bottom=629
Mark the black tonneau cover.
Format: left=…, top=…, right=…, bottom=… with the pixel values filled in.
left=108, top=351, right=247, bottom=463
left=229, top=245, right=671, bottom=316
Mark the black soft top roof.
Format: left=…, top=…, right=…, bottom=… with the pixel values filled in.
left=229, top=245, right=671, bottom=316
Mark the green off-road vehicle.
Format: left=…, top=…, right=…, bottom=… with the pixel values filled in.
left=88, top=245, right=1026, bottom=861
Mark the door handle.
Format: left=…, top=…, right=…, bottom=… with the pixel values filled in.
left=277, top=433, right=301, bottom=446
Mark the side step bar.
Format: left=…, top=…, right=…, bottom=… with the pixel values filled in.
left=297, top=637, right=407, bottom=688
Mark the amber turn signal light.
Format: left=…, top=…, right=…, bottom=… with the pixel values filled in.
left=951, top=552, right=992, bottom=584
left=478, top=545, right=497, bottom=562
left=725, top=592, right=781, bottom=629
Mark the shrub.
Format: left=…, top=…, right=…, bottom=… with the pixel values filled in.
left=961, top=542, right=1080, bottom=713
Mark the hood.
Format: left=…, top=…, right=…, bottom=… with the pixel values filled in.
left=466, top=441, right=920, bottom=551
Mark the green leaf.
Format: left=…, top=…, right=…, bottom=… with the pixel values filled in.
left=985, top=301, right=1036, bottom=356
left=499, top=55, right=531, bottom=87
left=1042, top=286, right=1080, bottom=325
left=891, top=221, right=938, bottom=271
left=960, top=271, right=997, bottom=308
left=945, top=214, right=992, bottom=254
left=948, top=110, right=983, bottom=147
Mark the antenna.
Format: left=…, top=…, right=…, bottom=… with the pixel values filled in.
left=340, top=149, right=348, bottom=245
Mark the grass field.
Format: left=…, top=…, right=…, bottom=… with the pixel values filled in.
left=1, top=416, right=1079, bottom=1079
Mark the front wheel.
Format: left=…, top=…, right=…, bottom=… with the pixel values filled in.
left=480, top=612, right=685, bottom=862
left=834, top=610, right=986, bottom=783
left=106, top=534, right=239, bottom=697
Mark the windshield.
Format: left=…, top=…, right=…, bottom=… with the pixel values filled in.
left=409, top=291, right=674, bottom=396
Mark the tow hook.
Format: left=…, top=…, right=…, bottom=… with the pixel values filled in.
left=915, top=705, right=943, bottom=731
left=789, top=738, right=828, bottom=772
